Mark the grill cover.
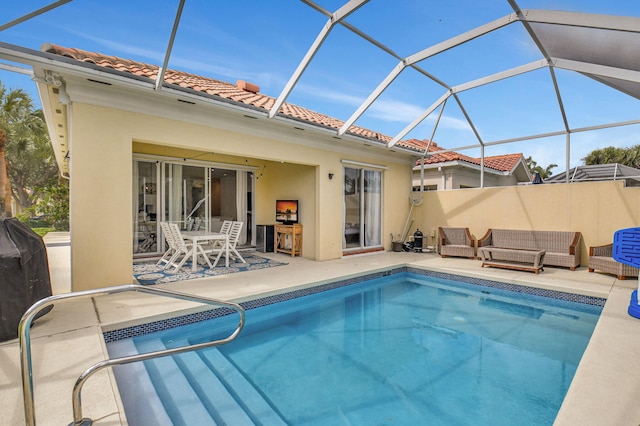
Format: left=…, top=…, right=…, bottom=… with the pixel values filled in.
left=0, top=218, right=52, bottom=342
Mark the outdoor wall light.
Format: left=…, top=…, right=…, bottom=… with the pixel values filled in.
left=328, top=173, right=334, bottom=180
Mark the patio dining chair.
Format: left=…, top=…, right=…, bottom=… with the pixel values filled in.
left=220, top=220, right=233, bottom=235
left=207, top=221, right=246, bottom=266
left=208, top=220, right=233, bottom=251
left=166, top=222, right=213, bottom=272
left=156, top=222, right=179, bottom=268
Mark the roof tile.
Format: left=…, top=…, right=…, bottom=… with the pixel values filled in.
left=41, top=44, right=523, bottom=162
left=42, top=43, right=401, bottom=145
left=405, top=138, right=523, bottom=172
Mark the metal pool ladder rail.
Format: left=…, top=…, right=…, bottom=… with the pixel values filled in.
left=18, top=284, right=246, bottom=426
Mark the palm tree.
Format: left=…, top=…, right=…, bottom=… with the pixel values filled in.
left=525, top=156, right=557, bottom=179
left=0, top=127, right=9, bottom=216
left=621, top=144, right=640, bottom=169
left=581, top=146, right=626, bottom=165
left=0, top=84, right=40, bottom=217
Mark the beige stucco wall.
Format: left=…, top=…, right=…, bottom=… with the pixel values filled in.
left=412, top=180, right=640, bottom=266
left=68, top=102, right=412, bottom=291
left=414, top=167, right=519, bottom=190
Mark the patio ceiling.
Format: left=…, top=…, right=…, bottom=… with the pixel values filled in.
left=1, top=1, right=639, bottom=182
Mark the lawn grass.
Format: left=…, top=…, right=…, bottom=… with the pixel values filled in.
left=31, top=227, right=55, bottom=237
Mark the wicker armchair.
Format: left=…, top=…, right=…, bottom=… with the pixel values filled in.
left=588, top=243, right=640, bottom=280
left=439, top=227, right=475, bottom=259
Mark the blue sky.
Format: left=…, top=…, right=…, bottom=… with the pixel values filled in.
left=2, top=0, right=640, bottom=170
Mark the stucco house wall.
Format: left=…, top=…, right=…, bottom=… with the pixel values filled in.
left=64, top=94, right=412, bottom=291
left=413, top=166, right=520, bottom=190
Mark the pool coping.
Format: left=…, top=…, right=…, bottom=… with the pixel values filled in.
left=104, top=266, right=606, bottom=343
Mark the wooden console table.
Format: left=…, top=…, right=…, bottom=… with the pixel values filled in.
left=275, top=223, right=303, bottom=257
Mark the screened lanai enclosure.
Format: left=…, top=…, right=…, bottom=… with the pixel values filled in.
left=1, top=0, right=640, bottom=259
left=2, top=0, right=640, bottom=174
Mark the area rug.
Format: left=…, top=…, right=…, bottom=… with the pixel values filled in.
left=133, top=253, right=287, bottom=285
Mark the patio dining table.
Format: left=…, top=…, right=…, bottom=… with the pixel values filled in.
left=182, top=230, right=230, bottom=272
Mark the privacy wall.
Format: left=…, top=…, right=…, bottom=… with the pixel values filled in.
left=415, top=180, right=640, bottom=267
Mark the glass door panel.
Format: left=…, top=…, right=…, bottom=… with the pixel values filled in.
left=133, top=160, right=159, bottom=255
left=363, top=169, right=382, bottom=246
left=164, top=163, right=209, bottom=231
left=343, top=166, right=382, bottom=250
left=344, top=167, right=362, bottom=249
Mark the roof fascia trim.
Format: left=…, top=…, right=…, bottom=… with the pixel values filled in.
left=0, top=42, right=418, bottom=155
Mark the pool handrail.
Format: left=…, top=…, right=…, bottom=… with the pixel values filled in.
left=18, top=284, right=245, bottom=426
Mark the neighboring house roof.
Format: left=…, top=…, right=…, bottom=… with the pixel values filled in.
left=42, top=43, right=401, bottom=148
left=407, top=139, right=526, bottom=175
left=546, top=163, right=640, bottom=185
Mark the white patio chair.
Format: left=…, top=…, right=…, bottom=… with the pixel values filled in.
left=220, top=220, right=233, bottom=235
left=207, top=221, right=246, bottom=266
left=166, top=223, right=213, bottom=272
left=156, top=222, right=179, bottom=268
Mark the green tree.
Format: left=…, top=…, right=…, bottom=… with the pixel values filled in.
left=0, top=84, right=45, bottom=217
left=34, top=179, right=69, bottom=231
left=621, top=144, right=640, bottom=169
left=6, top=108, right=59, bottom=212
left=0, top=128, right=9, bottom=216
left=525, top=156, right=557, bottom=179
left=581, top=146, right=626, bottom=165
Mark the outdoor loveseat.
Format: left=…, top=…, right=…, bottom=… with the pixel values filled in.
left=438, top=227, right=475, bottom=259
left=588, top=243, right=640, bottom=280
left=477, top=229, right=582, bottom=273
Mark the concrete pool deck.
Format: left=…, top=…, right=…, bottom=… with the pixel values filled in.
left=1, top=232, right=639, bottom=425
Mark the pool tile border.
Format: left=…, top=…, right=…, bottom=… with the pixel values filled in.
left=103, top=267, right=606, bottom=343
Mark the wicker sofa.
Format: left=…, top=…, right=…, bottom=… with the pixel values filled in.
left=478, top=229, right=582, bottom=270
left=438, top=227, right=475, bottom=259
left=589, top=243, right=640, bottom=280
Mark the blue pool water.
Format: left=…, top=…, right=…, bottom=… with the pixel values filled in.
left=107, top=271, right=602, bottom=425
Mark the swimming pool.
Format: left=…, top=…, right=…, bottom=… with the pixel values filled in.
left=106, top=269, right=603, bottom=425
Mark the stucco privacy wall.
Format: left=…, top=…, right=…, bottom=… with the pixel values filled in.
left=70, top=103, right=412, bottom=291
left=413, top=180, right=640, bottom=266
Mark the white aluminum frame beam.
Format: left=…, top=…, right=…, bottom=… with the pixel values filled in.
left=339, top=13, right=517, bottom=135
left=405, top=14, right=518, bottom=66
left=452, top=93, right=484, bottom=146
left=552, top=58, right=640, bottom=83
left=388, top=60, right=547, bottom=148
left=389, top=92, right=451, bottom=147
left=155, top=0, right=186, bottom=91
left=268, top=0, right=368, bottom=118
left=0, top=0, right=73, bottom=32
left=0, top=61, right=33, bottom=76
left=452, top=60, right=548, bottom=93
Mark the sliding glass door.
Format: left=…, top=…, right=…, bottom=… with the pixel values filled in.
left=343, top=166, right=382, bottom=251
left=133, top=156, right=254, bottom=257
left=133, top=160, right=160, bottom=254
left=164, top=163, right=210, bottom=232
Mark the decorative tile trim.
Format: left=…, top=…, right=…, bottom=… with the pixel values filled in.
left=405, top=267, right=606, bottom=307
left=104, top=267, right=605, bottom=343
